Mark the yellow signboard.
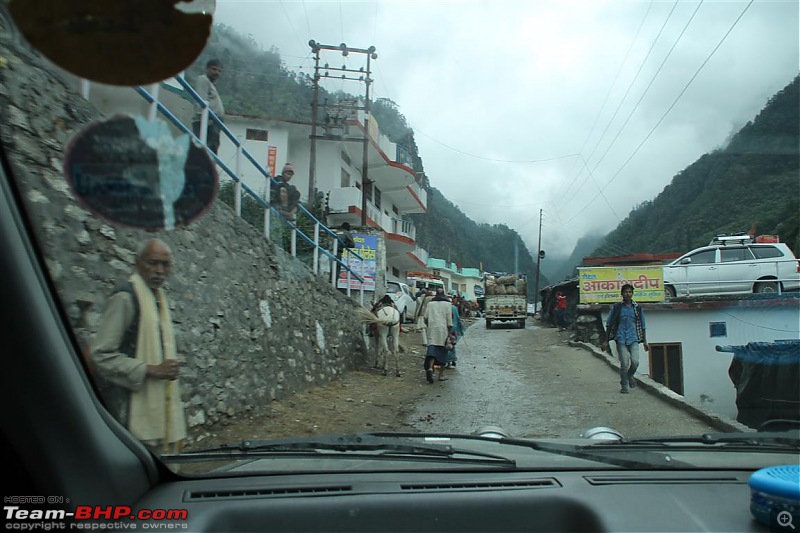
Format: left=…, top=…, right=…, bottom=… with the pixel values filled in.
left=578, top=266, right=664, bottom=304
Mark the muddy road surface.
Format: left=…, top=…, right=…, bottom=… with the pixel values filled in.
left=408, top=320, right=718, bottom=439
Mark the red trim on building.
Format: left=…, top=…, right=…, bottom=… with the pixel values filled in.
left=406, top=252, right=427, bottom=268
left=387, top=233, right=414, bottom=246
left=406, top=184, right=427, bottom=212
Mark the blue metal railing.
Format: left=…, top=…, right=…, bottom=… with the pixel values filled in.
left=133, top=79, right=366, bottom=296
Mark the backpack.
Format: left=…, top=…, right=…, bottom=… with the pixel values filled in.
left=83, top=281, right=140, bottom=424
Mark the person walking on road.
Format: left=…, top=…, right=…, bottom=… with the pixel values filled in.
left=554, top=290, right=568, bottom=331
left=602, top=283, right=649, bottom=394
left=423, top=290, right=453, bottom=383
left=414, top=290, right=433, bottom=347
left=445, top=296, right=466, bottom=368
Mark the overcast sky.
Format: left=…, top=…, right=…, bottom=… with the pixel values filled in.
left=212, top=0, right=798, bottom=260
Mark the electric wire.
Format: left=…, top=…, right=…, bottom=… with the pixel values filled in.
left=565, top=0, right=755, bottom=224
left=551, top=0, right=655, bottom=206
left=558, top=0, right=680, bottom=211
left=585, top=0, right=705, bottom=188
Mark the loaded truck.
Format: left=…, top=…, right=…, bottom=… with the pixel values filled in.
left=483, top=273, right=528, bottom=329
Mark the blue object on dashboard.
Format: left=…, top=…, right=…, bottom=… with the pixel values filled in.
left=749, top=465, right=800, bottom=530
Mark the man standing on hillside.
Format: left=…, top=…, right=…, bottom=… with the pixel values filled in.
left=602, top=284, right=649, bottom=394
left=191, top=59, right=225, bottom=155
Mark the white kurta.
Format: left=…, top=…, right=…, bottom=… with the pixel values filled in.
left=425, top=300, right=453, bottom=347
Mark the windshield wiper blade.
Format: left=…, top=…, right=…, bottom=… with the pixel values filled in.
left=621, top=430, right=800, bottom=449
left=165, top=434, right=516, bottom=466
left=370, top=431, right=687, bottom=469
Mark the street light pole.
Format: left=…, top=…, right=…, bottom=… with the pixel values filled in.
left=533, top=208, right=543, bottom=313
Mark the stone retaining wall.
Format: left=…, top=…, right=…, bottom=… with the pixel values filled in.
left=0, top=31, right=369, bottom=441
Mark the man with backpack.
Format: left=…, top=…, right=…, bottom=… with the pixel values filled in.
left=602, top=283, right=650, bottom=394
left=91, top=239, right=187, bottom=453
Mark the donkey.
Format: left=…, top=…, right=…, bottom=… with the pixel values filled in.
left=357, top=304, right=401, bottom=376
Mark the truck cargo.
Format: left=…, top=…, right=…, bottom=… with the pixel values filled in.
left=483, top=273, right=528, bottom=329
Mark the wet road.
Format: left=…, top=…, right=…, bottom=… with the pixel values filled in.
left=408, top=319, right=719, bottom=439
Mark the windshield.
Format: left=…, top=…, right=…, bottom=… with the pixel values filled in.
left=1, top=0, right=798, bottom=477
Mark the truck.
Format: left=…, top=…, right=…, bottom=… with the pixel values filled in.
left=483, top=273, right=528, bottom=329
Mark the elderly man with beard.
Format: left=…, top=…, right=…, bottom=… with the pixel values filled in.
left=91, top=239, right=187, bottom=453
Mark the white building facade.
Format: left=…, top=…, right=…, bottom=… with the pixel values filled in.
left=601, top=297, right=800, bottom=420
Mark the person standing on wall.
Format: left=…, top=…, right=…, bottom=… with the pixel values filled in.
left=602, top=283, right=649, bottom=394
left=191, top=59, right=225, bottom=155
left=271, top=163, right=301, bottom=222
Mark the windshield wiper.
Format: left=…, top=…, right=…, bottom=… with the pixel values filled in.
left=369, top=431, right=689, bottom=469
left=620, top=430, right=800, bottom=450
left=164, top=434, right=517, bottom=466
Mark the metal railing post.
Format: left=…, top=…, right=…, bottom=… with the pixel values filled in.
left=147, top=83, right=160, bottom=121
left=234, top=180, right=242, bottom=218
left=331, top=240, right=339, bottom=286
left=313, top=222, right=320, bottom=274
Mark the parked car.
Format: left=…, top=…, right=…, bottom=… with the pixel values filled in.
left=663, top=235, right=800, bottom=297
left=385, top=281, right=416, bottom=323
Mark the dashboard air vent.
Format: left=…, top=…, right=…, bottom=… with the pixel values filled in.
left=186, top=485, right=353, bottom=501
left=585, top=475, right=742, bottom=486
left=401, top=479, right=560, bottom=491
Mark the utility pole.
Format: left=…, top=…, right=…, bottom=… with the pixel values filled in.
left=308, top=41, right=377, bottom=226
left=533, top=208, right=543, bottom=313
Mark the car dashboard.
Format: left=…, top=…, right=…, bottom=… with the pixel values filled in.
left=133, top=468, right=765, bottom=532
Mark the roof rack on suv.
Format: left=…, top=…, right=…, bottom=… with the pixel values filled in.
left=709, top=233, right=753, bottom=246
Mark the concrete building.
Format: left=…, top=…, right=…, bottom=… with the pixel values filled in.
left=63, top=75, right=430, bottom=295
left=598, top=296, right=800, bottom=421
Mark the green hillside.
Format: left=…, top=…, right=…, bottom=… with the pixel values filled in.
left=594, top=76, right=799, bottom=258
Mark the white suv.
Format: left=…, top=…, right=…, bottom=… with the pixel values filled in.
left=385, top=281, right=416, bottom=323
left=663, top=235, right=800, bottom=297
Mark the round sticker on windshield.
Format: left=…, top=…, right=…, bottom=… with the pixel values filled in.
left=64, top=115, right=218, bottom=230
left=8, top=0, right=214, bottom=86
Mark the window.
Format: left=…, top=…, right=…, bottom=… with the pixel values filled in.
left=392, top=267, right=400, bottom=278
left=750, top=245, right=784, bottom=259
left=245, top=128, right=269, bottom=141
left=341, top=150, right=351, bottom=166
left=649, top=343, right=684, bottom=395
left=374, top=186, right=381, bottom=209
left=687, top=250, right=716, bottom=264
left=709, top=322, right=727, bottom=337
left=340, top=168, right=350, bottom=187
left=720, top=247, right=754, bottom=262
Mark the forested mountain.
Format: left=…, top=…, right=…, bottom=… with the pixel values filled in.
left=191, top=24, right=547, bottom=289
left=591, top=76, right=799, bottom=259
